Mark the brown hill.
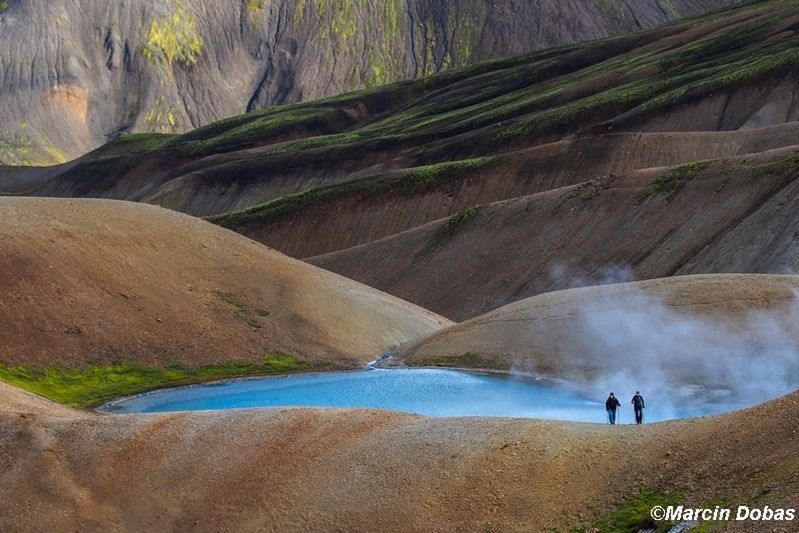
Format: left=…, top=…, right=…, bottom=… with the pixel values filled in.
left=0, top=0, right=738, bottom=165
left=262, top=125, right=799, bottom=261
left=398, top=274, right=799, bottom=389
left=1, top=379, right=797, bottom=532
left=0, top=197, right=451, bottom=371
left=310, top=148, right=799, bottom=319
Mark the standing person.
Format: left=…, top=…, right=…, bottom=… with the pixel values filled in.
left=632, top=391, right=645, bottom=424
left=605, top=392, right=621, bottom=425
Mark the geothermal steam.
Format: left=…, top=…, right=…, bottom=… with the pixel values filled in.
left=574, top=282, right=799, bottom=420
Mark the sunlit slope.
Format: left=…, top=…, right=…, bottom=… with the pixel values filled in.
left=0, top=0, right=739, bottom=164
left=398, top=274, right=799, bottom=388
left=0, top=198, right=451, bottom=372
left=1, top=379, right=797, bottom=531
left=12, top=0, right=793, bottom=219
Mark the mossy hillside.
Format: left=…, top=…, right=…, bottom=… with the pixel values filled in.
left=638, top=161, right=711, bottom=202
left=638, top=150, right=799, bottom=203
left=292, top=0, right=407, bottom=88
left=207, top=157, right=493, bottom=228
left=155, top=39, right=585, bottom=158
left=142, top=1, right=203, bottom=67
left=243, top=0, right=265, bottom=13
left=31, top=2, right=797, bottom=204
left=435, top=205, right=482, bottom=239
left=147, top=6, right=605, bottom=157
left=293, top=5, right=793, bottom=153
left=109, top=132, right=177, bottom=152
left=0, top=121, right=73, bottom=166
left=179, top=2, right=796, bottom=162
left=0, top=354, right=310, bottom=409
left=140, top=0, right=203, bottom=133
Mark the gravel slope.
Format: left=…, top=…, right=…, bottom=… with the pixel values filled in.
left=0, top=381, right=796, bottom=532
left=0, top=197, right=451, bottom=370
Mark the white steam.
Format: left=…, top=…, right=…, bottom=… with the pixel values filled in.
left=574, top=282, right=799, bottom=422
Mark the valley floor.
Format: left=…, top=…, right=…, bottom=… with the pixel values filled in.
left=1, top=382, right=797, bottom=532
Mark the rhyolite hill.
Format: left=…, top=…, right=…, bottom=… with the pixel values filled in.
left=0, top=0, right=742, bottom=164
left=5, top=0, right=798, bottom=320
left=0, top=197, right=451, bottom=407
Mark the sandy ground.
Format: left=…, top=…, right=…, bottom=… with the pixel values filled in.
left=0, top=381, right=796, bottom=532
left=0, top=198, right=451, bottom=370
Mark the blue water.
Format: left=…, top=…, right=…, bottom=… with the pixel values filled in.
left=100, top=368, right=746, bottom=422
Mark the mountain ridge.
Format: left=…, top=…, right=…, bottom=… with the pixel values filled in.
left=0, top=0, right=743, bottom=164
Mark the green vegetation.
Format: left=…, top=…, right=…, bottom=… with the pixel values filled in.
left=0, top=1, right=9, bottom=12
left=109, top=132, right=176, bottom=152
left=0, top=127, right=69, bottom=166
left=0, top=354, right=308, bottom=409
left=584, top=489, right=679, bottom=533
left=142, top=1, right=203, bottom=67
left=638, top=150, right=799, bottom=204
left=0, top=134, right=33, bottom=166
left=175, top=105, right=343, bottom=154
left=243, top=0, right=265, bottom=12
left=638, top=161, right=710, bottom=202
left=145, top=95, right=180, bottom=132
left=766, top=150, right=799, bottom=177
left=436, top=205, right=482, bottom=239
left=207, top=157, right=493, bottom=228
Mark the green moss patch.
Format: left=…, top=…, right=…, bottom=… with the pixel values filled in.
left=109, top=132, right=176, bottom=152
left=638, top=161, right=711, bottom=202
left=435, top=205, right=482, bottom=239
left=207, top=157, right=493, bottom=228
left=0, top=353, right=309, bottom=409
left=585, top=489, right=679, bottom=533
left=141, top=2, right=203, bottom=67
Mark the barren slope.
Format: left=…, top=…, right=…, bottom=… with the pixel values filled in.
left=311, top=147, right=799, bottom=319
left=0, top=197, right=451, bottom=372
left=0, top=379, right=796, bottom=532
left=0, top=0, right=738, bottom=165
left=399, top=274, right=799, bottom=381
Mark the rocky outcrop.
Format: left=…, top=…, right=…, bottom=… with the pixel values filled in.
left=0, top=0, right=741, bottom=164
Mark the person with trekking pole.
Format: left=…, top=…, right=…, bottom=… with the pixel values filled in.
left=605, top=392, right=621, bottom=425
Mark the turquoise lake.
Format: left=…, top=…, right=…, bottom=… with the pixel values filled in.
left=101, top=368, right=748, bottom=422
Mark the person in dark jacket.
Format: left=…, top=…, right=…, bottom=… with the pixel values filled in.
left=632, top=391, right=646, bottom=424
left=605, top=392, right=621, bottom=424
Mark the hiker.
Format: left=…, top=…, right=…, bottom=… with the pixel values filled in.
left=605, top=392, right=621, bottom=424
left=632, top=391, right=646, bottom=424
